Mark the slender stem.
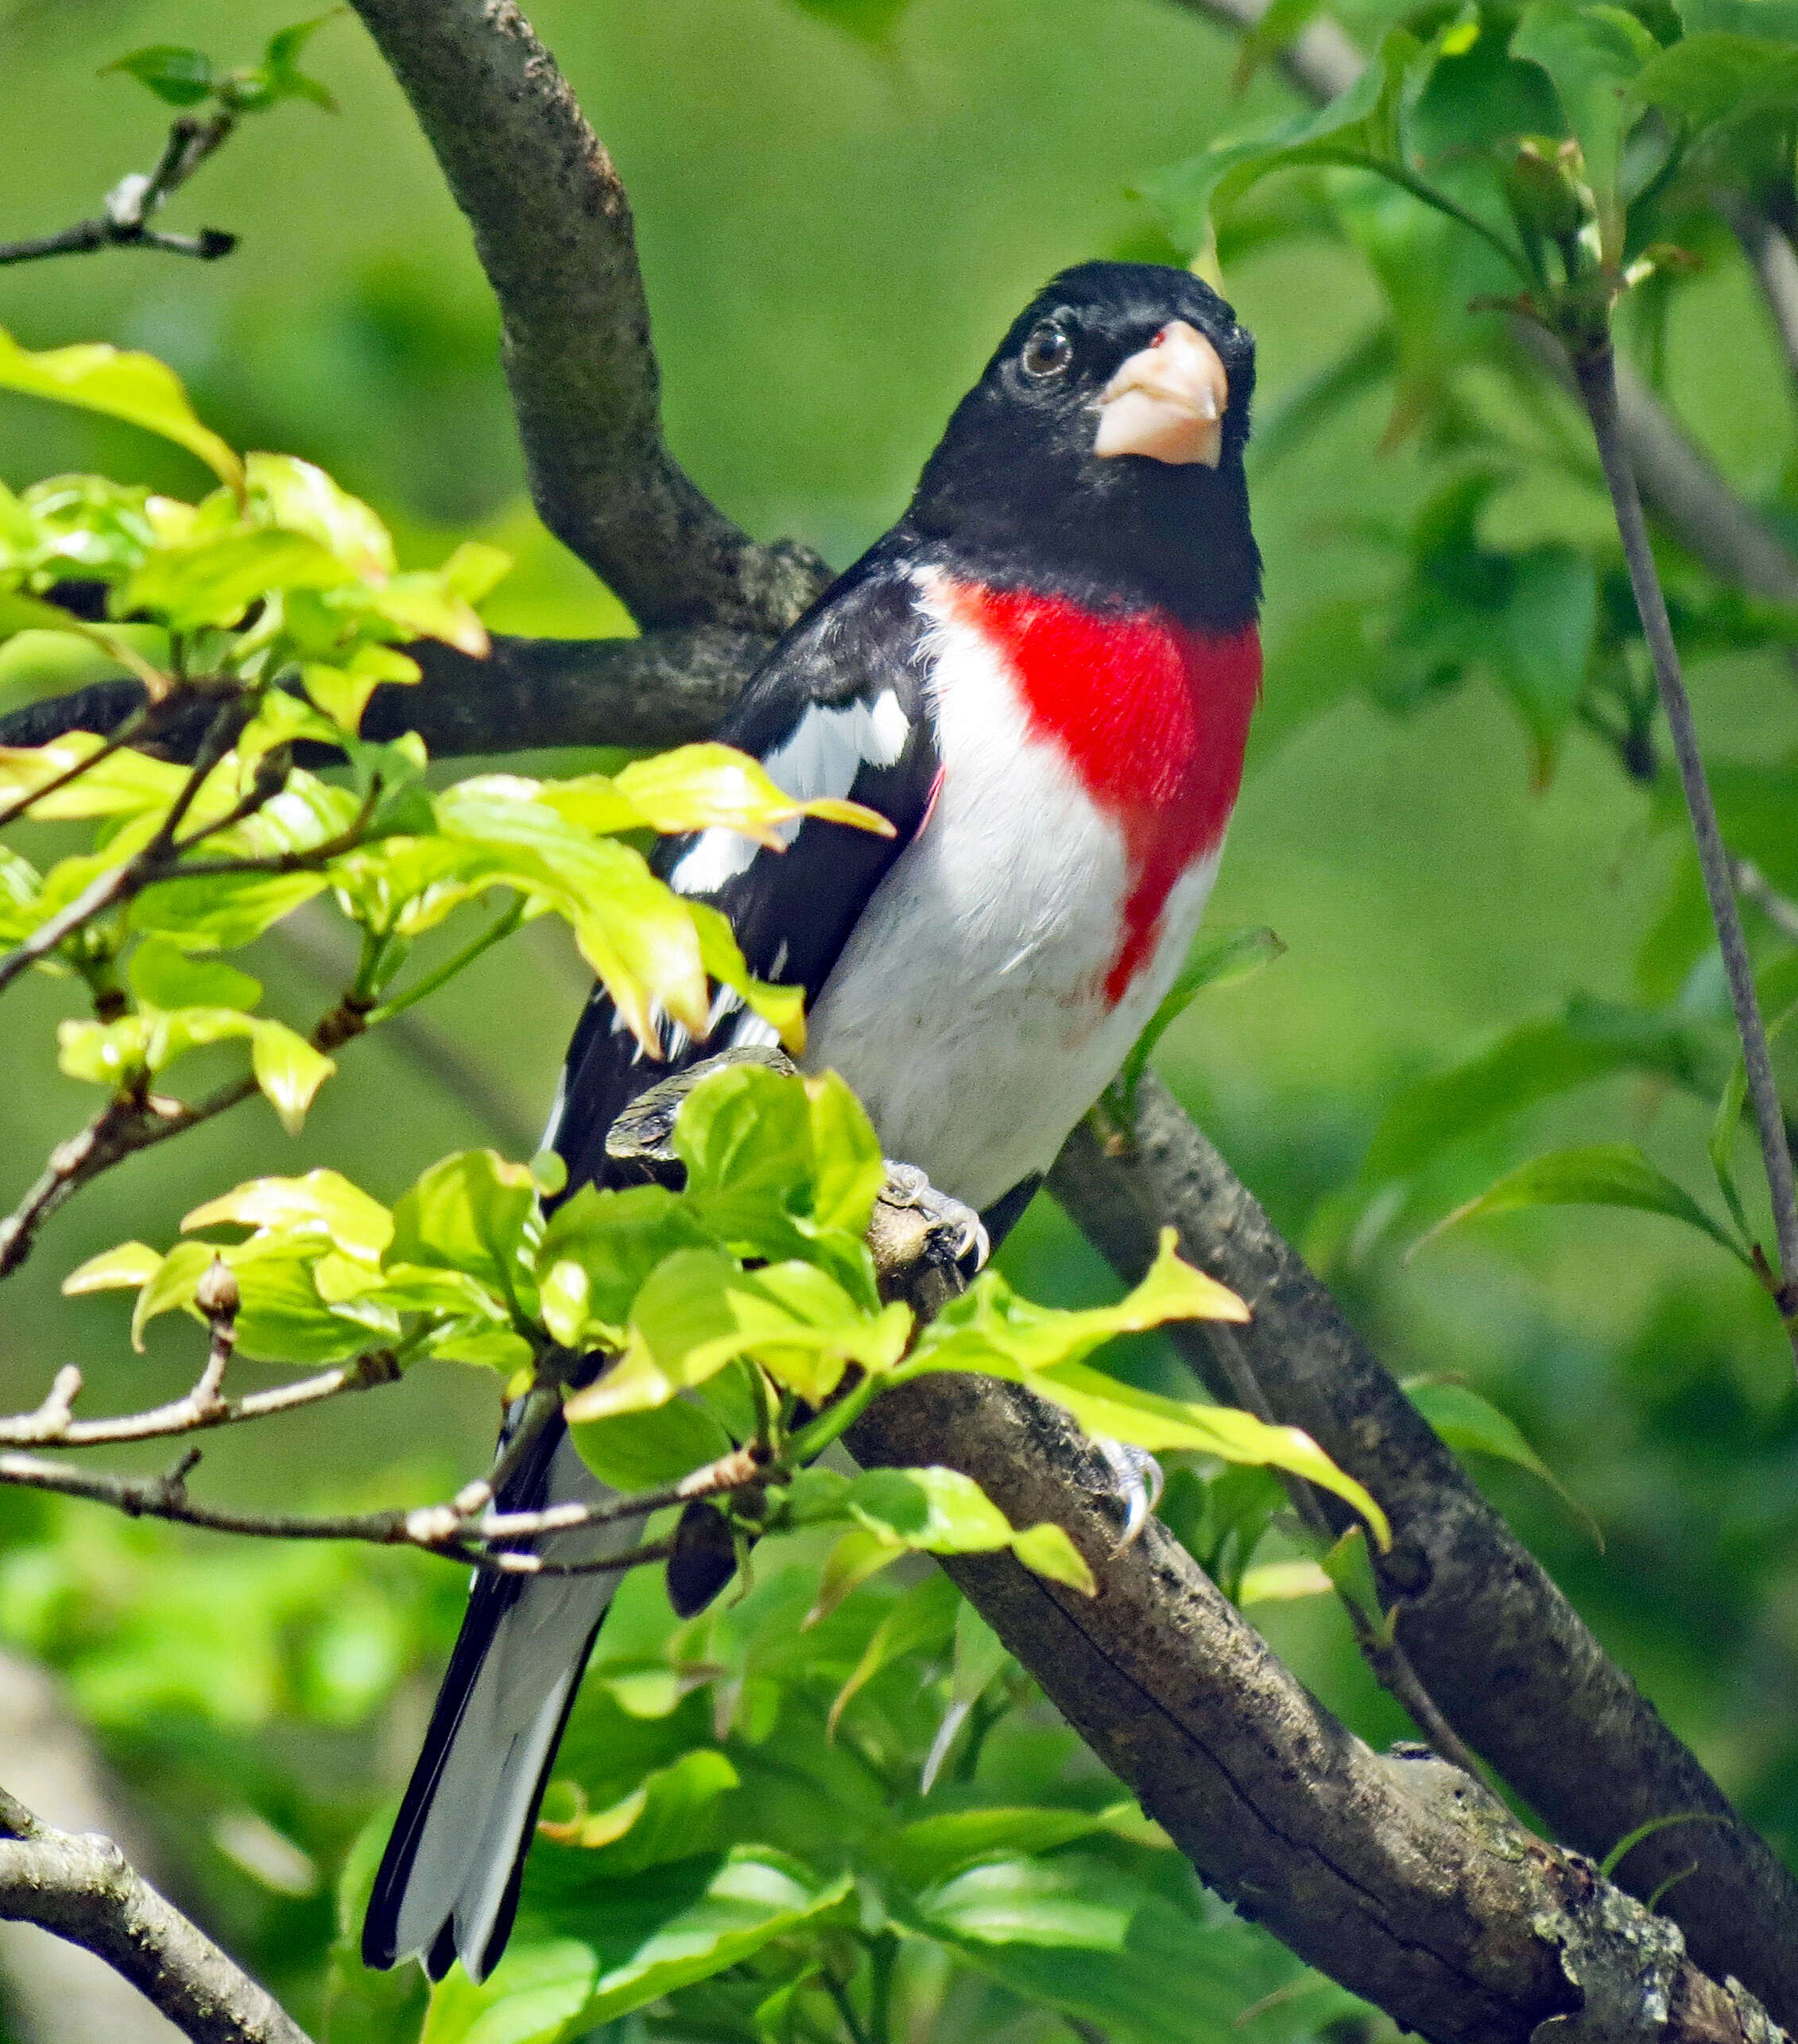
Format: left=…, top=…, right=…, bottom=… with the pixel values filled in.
left=364, top=896, right=524, bottom=1026
left=1204, top=1319, right=1487, bottom=1780
left=1574, top=343, right=1798, bottom=1356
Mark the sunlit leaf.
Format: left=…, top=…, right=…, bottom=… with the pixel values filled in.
left=62, top=1241, right=164, bottom=1296
left=388, top=1151, right=541, bottom=1317
left=245, top=452, right=394, bottom=578
left=0, top=331, right=242, bottom=493
left=1412, top=1141, right=1750, bottom=1265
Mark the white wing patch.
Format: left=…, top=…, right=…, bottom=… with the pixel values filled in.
left=668, top=689, right=909, bottom=897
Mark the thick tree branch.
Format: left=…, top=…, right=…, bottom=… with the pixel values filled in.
left=1048, top=1076, right=1798, bottom=2023
left=342, top=0, right=827, bottom=635
left=0, top=626, right=771, bottom=759
left=846, top=1371, right=1786, bottom=2044
left=0, top=1785, right=310, bottom=2044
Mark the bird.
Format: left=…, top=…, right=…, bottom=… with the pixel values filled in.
left=362, top=258, right=1261, bottom=1985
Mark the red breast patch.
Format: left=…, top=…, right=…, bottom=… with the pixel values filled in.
left=940, top=579, right=1260, bottom=1003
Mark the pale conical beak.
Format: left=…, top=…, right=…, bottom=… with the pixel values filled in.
left=1092, top=320, right=1229, bottom=467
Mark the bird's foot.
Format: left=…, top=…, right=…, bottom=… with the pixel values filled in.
left=1091, top=1438, right=1164, bottom=1550
left=879, top=1161, right=990, bottom=1278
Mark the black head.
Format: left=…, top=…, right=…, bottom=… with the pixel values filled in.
left=903, top=261, right=1260, bottom=632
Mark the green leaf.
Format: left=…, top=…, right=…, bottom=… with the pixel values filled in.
left=0, top=332, right=242, bottom=493
left=805, top=1069, right=886, bottom=1235
left=538, top=1750, right=738, bottom=1875
left=569, top=1849, right=854, bottom=2030
left=247, top=1019, right=336, bottom=1135
left=420, top=1939, right=596, bottom=2044
left=885, top=1806, right=1139, bottom=1890
left=910, top=1229, right=1247, bottom=1380
left=568, top=1252, right=910, bottom=1419
left=0, top=734, right=188, bottom=819
left=389, top=1152, right=540, bottom=1316
left=1413, top=1141, right=1751, bottom=1265
left=1497, top=548, right=1597, bottom=781
left=127, top=936, right=261, bottom=1012
left=1039, top=1363, right=1391, bottom=1549
left=1633, top=29, right=1798, bottom=133
left=61, top=1241, right=164, bottom=1296
left=1510, top=2, right=1657, bottom=265
left=245, top=451, right=394, bottom=577
left=1708, top=997, right=1796, bottom=1251
left=1362, top=997, right=1712, bottom=1184
left=827, top=1574, right=959, bottom=1736
left=537, top=1183, right=718, bottom=1330
left=1404, top=1376, right=1602, bottom=1543
left=1009, top=1522, right=1098, bottom=1593
left=570, top=1398, right=734, bottom=1492
left=131, top=869, right=329, bottom=948
left=121, top=528, right=350, bottom=632
left=1238, top=1559, right=1335, bottom=1604
left=1114, top=926, right=1285, bottom=1109
left=603, top=741, right=896, bottom=843
left=183, top=1170, right=392, bottom=1260
left=901, top=1860, right=1365, bottom=2044
left=102, top=44, right=215, bottom=106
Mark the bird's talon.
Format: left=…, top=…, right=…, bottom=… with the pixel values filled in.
left=1094, top=1438, right=1164, bottom=1550
left=880, top=1162, right=990, bottom=1275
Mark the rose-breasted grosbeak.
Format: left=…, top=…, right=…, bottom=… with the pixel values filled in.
left=363, top=260, right=1261, bottom=1984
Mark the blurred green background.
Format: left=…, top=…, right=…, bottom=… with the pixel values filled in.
left=1, top=0, right=1796, bottom=2034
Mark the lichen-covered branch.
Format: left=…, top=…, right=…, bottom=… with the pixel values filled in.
left=1048, top=1076, right=1798, bottom=2023
left=0, top=1784, right=311, bottom=2044
left=343, top=0, right=827, bottom=634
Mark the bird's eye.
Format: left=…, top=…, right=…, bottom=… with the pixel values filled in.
left=1021, top=325, right=1073, bottom=379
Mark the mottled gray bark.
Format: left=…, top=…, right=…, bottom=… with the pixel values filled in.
left=0, top=1787, right=309, bottom=2044
left=343, top=0, right=827, bottom=635
left=1049, top=1077, right=1798, bottom=2023
left=847, top=1371, right=1783, bottom=2044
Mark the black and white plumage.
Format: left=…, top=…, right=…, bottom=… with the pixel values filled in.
left=363, top=261, right=1261, bottom=1985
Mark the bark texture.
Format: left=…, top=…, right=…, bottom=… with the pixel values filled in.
left=1049, top=1077, right=1798, bottom=2023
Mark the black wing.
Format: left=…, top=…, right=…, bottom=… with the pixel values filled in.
left=549, top=559, right=940, bottom=1195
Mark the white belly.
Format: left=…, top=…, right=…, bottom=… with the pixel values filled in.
left=800, top=589, right=1223, bottom=1212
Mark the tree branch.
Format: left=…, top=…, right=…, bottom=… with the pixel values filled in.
left=342, top=0, right=827, bottom=635
left=845, top=1370, right=1787, bottom=2044
left=1048, top=1077, right=1798, bottom=2023
left=0, top=626, right=773, bottom=760
left=1574, top=343, right=1798, bottom=1338
left=0, top=113, right=238, bottom=268
left=0, top=1785, right=311, bottom=2044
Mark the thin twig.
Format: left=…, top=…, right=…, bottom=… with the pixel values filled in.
left=0, top=114, right=238, bottom=268
left=0, top=702, right=245, bottom=1001
left=1204, top=1319, right=1487, bottom=1780
left=1733, top=857, right=1798, bottom=947
left=1575, top=344, right=1798, bottom=1358
left=0, top=1350, right=401, bottom=1449
left=0, top=704, right=159, bottom=830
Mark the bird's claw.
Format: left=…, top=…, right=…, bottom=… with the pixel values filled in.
left=880, top=1161, right=990, bottom=1277
left=1092, top=1438, right=1164, bottom=1550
